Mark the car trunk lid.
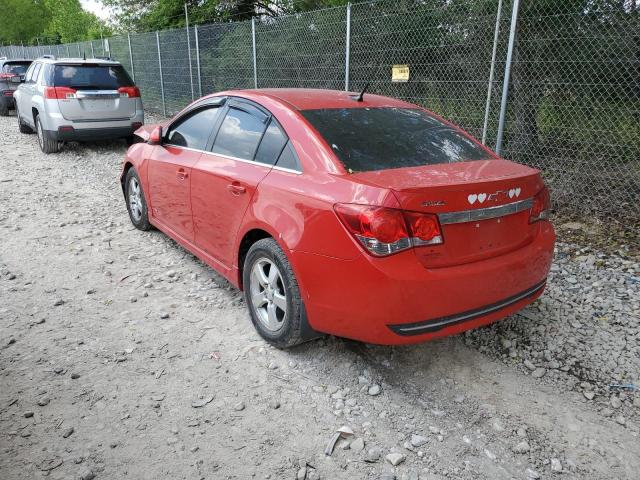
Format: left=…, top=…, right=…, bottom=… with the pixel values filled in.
left=52, top=63, right=137, bottom=121
left=351, top=159, right=545, bottom=268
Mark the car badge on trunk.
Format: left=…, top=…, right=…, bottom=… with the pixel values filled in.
left=468, top=188, right=521, bottom=205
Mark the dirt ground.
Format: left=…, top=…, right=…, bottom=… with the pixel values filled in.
left=0, top=112, right=638, bottom=480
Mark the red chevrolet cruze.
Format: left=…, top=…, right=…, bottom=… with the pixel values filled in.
left=121, top=89, right=555, bottom=347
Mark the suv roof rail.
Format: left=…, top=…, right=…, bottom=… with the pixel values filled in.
left=0, top=56, right=7, bottom=61
left=94, top=56, right=113, bottom=61
left=40, top=54, right=56, bottom=60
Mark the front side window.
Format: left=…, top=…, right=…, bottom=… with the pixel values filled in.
left=52, top=64, right=134, bottom=89
left=211, top=106, right=268, bottom=161
left=301, top=107, right=493, bottom=172
left=166, top=107, right=221, bottom=150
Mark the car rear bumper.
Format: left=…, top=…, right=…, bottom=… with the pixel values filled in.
left=46, top=125, right=137, bottom=142
left=292, top=221, right=555, bottom=345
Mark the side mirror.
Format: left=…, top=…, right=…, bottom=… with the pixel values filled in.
left=148, top=126, right=162, bottom=145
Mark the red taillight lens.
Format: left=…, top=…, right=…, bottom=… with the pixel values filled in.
left=530, top=187, right=551, bottom=223
left=45, top=87, right=77, bottom=99
left=404, top=211, right=443, bottom=246
left=2, top=90, right=13, bottom=97
left=118, top=86, right=140, bottom=98
left=334, top=204, right=443, bottom=256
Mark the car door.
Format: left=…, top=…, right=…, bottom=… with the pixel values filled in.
left=17, top=62, right=38, bottom=124
left=146, top=104, right=223, bottom=243
left=191, top=100, right=284, bottom=268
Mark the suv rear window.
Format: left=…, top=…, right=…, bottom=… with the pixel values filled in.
left=2, top=62, right=31, bottom=75
left=52, top=64, right=134, bottom=89
left=301, top=107, right=492, bottom=172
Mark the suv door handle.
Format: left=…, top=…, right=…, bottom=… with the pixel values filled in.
left=176, top=168, right=188, bottom=180
left=227, top=183, right=246, bottom=195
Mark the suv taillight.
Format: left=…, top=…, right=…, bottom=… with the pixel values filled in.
left=334, top=204, right=443, bottom=257
left=118, top=86, right=140, bottom=98
left=530, top=186, right=551, bottom=223
left=45, top=87, right=77, bottom=99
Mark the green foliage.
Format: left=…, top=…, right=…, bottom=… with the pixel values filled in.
left=0, top=0, right=109, bottom=45
left=0, top=0, right=51, bottom=44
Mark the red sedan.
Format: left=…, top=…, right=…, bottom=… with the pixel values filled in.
left=121, top=89, right=555, bottom=347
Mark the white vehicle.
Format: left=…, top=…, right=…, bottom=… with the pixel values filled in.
left=14, top=56, right=144, bottom=153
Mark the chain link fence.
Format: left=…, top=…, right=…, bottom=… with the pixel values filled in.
left=1, top=0, right=638, bottom=221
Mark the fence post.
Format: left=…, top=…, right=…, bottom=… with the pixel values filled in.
left=495, top=0, right=520, bottom=155
left=66, top=44, right=70, bottom=58
left=251, top=18, right=258, bottom=88
left=344, top=3, right=351, bottom=91
left=156, top=31, right=167, bottom=117
left=481, top=0, right=503, bottom=145
left=127, top=33, right=135, bottom=82
left=90, top=41, right=94, bottom=58
left=195, top=25, right=202, bottom=97
left=185, top=3, right=195, bottom=101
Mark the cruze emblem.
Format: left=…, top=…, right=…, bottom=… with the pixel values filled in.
left=468, top=188, right=521, bottom=205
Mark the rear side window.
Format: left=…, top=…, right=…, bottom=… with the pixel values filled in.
left=301, top=107, right=492, bottom=172
left=52, top=64, right=134, bottom=89
left=30, top=63, right=42, bottom=83
left=212, top=106, right=268, bottom=160
left=254, top=119, right=288, bottom=166
left=275, top=142, right=302, bottom=171
left=2, top=62, right=31, bottom=75
left=166, top=107, right=221, bottom=150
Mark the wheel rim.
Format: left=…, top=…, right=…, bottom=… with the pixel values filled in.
left=249, top=258, right=287, bottom=333
left=128, top=177, right=143, bottom=222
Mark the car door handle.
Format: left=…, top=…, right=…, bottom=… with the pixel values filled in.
left=176, top=168, right=188, bottom=180
left=227, top=183, right=246, bottom=195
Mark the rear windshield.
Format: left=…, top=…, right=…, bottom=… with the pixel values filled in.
left=301, top=107, right=492, bottom=172
left=2, top=62, right=31, bottom=75
left=52, top=64, right=134, bottom=89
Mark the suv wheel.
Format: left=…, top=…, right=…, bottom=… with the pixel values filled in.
left=243, top=238, right=321, bottom=348
left=36, top=114, right=59, bottom=154
left=125, top=168, right=151, bottom=231
left=16, top=106, right=34, bottom=134
left=0, top=98, right=8, bottom=116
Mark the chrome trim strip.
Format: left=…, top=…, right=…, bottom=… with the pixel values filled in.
left=163, top=144, right=303, bottom=174
left=388, top=279, right=547, bottom=336
left=438, top=198, right=533, bottom=225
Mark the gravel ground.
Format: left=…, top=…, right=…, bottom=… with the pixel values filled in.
left=0, top=112, right=639, bottom=480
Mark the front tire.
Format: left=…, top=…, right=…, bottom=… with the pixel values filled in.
left=36, top=115, right=59, bottom=154
left=16, top=105, right=33, bottom=134
left=125, top=168, right=151, bottom=231
left=243, top=238, right=319, bottom=348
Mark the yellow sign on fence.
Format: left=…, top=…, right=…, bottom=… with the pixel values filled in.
left=392, top=64, right=410, bottom=82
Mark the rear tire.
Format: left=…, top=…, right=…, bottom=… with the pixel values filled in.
left=0, top=98, right=8, bottom=116
left=125, top=168, right=151, bottom=231
left=36, top=115, right=59, bottom=154
left=243, top=238, right=321, bottom=348
left=16, top=105, right=33, bottom=134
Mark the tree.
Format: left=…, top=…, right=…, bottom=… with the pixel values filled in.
left=0, top=0, right=51, bottom=44
left=44, top=0, right=111, bottom=43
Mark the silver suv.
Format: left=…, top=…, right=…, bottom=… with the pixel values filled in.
left=14, top=56, right=144, bottom=153
left=0, top=57, right=32, bottom=116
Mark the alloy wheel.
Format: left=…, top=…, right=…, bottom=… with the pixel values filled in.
left=249, top=258, right=287, bottom=332
left=128, top=176, right=143, bottom=222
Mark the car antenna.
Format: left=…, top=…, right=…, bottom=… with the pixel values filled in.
left=355, top=83, right=370, bottom=102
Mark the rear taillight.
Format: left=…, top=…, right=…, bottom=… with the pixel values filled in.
left=0, top=73, right=16, bottom=79
left=530, top=186, right=551, bottom=223
left=44, top=87, right=77, bottom=99
left=334, top=204, right=443, bottom=257
left=118, top=86, right=140, bottom=98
